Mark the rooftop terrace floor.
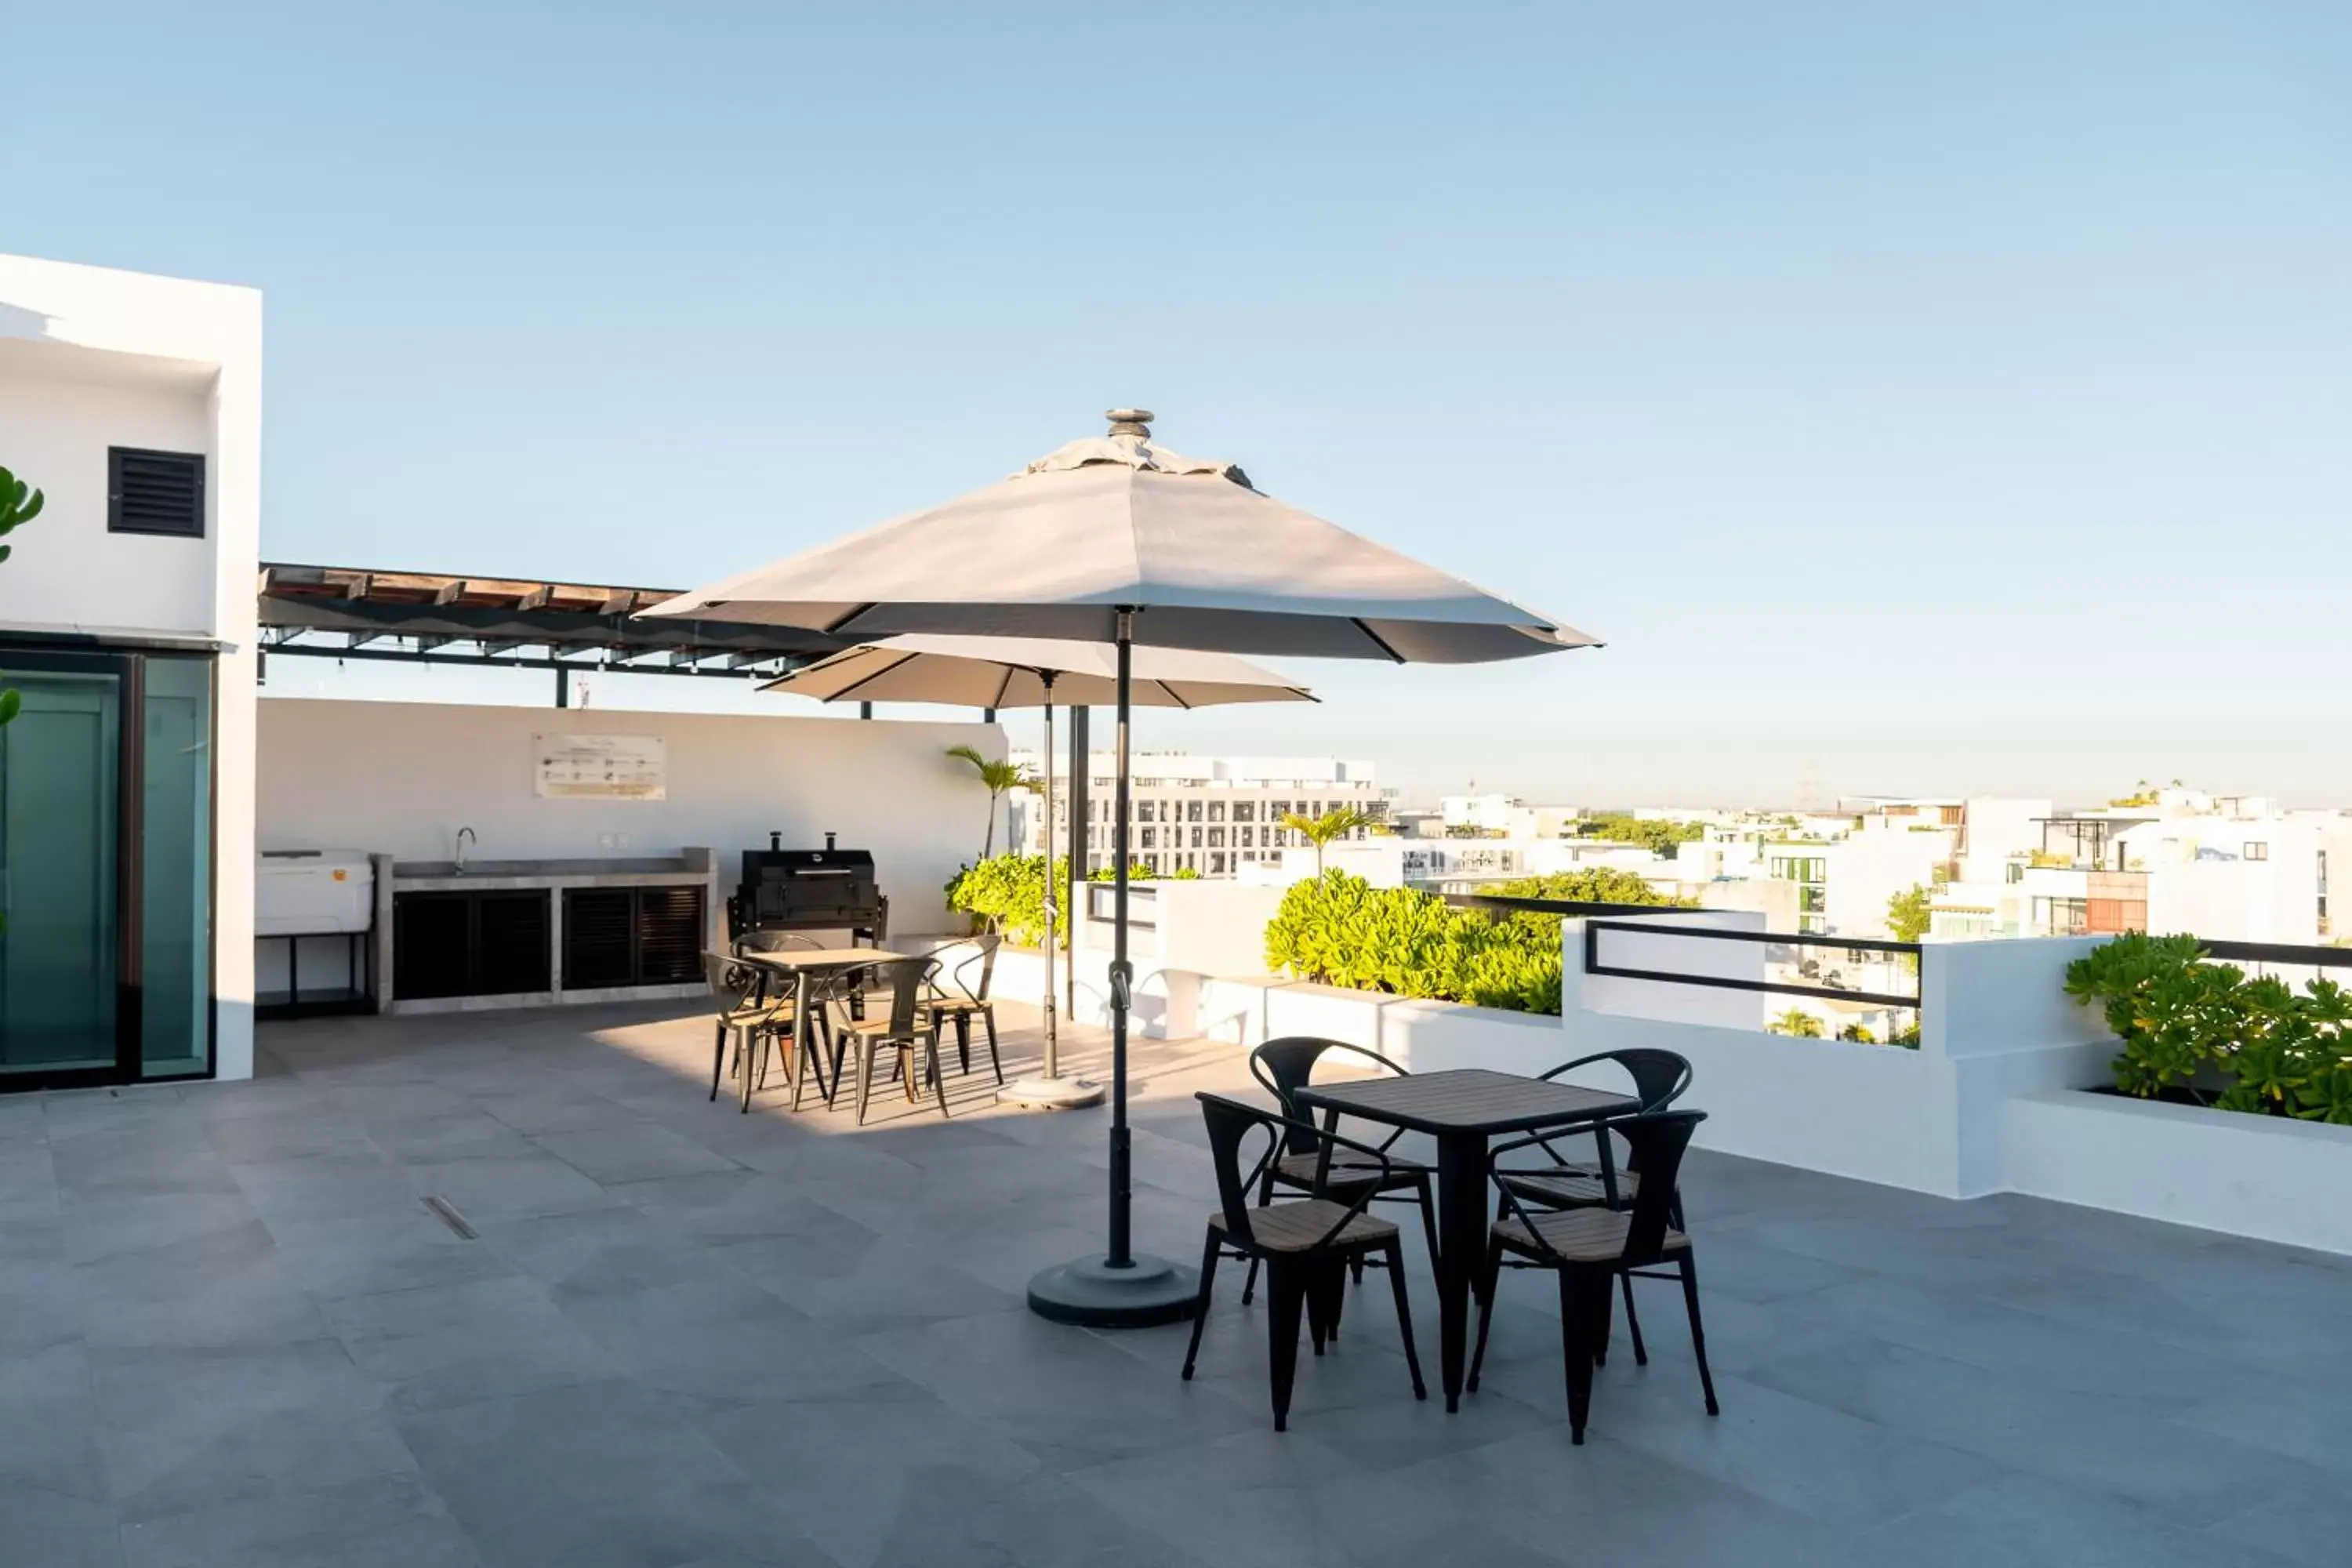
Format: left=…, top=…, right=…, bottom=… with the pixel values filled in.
left=3, top=1000, right=2347, bottom=1566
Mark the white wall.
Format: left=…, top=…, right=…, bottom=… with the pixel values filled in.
left=259, top=699, right=1002, bottom=935
left=0, top=255, right=262, bottom=1083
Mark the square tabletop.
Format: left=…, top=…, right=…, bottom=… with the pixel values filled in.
left=1292, top=1067, right=1637, bottom=1138
left=735, top=947, right=909, bottom=973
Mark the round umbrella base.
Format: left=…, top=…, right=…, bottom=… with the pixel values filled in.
left=996, top=1076, right=1105, bottom=1110
left=1027, top=1253, right=1199, bottom=1328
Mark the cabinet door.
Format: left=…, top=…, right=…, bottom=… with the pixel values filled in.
left=474, top=893, right=550, bottom=995
left=563, top=888, right=635, bottom=989
left=394, top=894, right=474, bottom=1000
left=634, top=887, right=705, bottom=985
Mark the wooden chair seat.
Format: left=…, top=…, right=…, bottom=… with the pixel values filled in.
left=1211, top=1199, right=1397, bottom=1255
left=1496, top=1166, right=1638, bottom=1209
left=839, top=1014, right=917, bottom=1037
left=1273, top=1150, right=1428, bottom=1191
left=1494, top=1207, right=1687, bottom=1265
left=926, top=996, right=990, bottom=1014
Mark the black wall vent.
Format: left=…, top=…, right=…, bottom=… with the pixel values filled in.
left=107, top=447, right=207, bottom=538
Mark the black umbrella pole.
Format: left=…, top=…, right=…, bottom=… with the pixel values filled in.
left=1021, top=612, right=1192, bottom=1327
left=1108, top=627, right=1134, bottom=1269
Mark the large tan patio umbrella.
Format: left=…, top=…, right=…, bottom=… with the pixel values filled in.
left=647, top=409, right=1596, bottom=1327
left=759, top=633, right=1316, bottom=1105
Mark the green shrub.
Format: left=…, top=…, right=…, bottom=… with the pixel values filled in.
left=1263, top=870, right=1564, bottom=1014
left=1487, top=869, right=1694, bottom=907
left=944, top=854, right=1174, bottom=948
left=2065, top=931, right=2352, bottom=1122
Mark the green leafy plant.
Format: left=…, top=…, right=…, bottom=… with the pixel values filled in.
left=1768, top=1008, right=1825, bottom=1038
left=1886, top=884, right=1933, bottom=944
left=946, top=744, right=1036, bottom=861
left=1278, top=806, right=1374, bottom=876
left=1488, top=868, right=1695, bottom=907
left=1262, top=869, right=1563, bottom=1014
left=0, top=466, right=42, bottom=731
left=1571, top=814, right=1705, bottom=857
left=945, top=852, right=1177, bottom=947
left=2064, top=932, right=2352, bottom=1121
left=1837, top=1022, right=1878, bottom=1044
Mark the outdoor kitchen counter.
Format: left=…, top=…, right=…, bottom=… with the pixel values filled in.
left=374, top=848, right=721, bottom=1014
left=390, top=853, right=712, bottom=891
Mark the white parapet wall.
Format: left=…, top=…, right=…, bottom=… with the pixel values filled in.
left=962, top=882, right=2348, bottom=1255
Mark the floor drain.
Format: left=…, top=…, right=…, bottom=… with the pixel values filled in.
left=422, top=1196, right=478, bottom=1240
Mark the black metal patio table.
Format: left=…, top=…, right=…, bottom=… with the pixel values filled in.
left=734, top=946, right=908, bottom=1112
left=1291, top=1067, right=1639, bottom=1412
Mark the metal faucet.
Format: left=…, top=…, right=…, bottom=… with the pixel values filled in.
left=455, top=826, right=477, bottom=873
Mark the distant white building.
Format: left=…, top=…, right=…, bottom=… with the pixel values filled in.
left=1011, top=751, right=1386, bottom=877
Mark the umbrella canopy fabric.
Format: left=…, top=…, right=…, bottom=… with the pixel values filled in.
left=643, top=414, right=1595, bottom=662
left=757, top=633, right=1316, bottom=710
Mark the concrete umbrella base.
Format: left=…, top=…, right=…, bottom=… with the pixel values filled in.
left=1027, top=1254, right=1200, bottom=1327
left=997, top=1076, right=1106, bottom=1109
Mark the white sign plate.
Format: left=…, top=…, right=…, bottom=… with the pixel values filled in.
left=535, top=734, right=666, bottom=800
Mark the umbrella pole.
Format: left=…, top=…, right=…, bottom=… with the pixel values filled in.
left=1108, top=630, right=1133, bottom=1266
left=1024, top=609, right=1196, bottom=1327
left=1000, top=685, right=1102, bottom=1111
left=1041, top=681, right=1058, bottom=1073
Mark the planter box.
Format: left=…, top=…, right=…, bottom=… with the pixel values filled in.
left=2002, top=1088, right=2352, bottom=1257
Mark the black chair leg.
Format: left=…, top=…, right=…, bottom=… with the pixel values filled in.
left=709, top=1021, right=727, bottom=1102
left=925, top=1029, right=952, bottom=1120
left=1181, top=1228, right=1221, bottom=1381
left=1593, top=1257, right=1618, bottom=1367
left=982, top=1008, right=1003, bottom=1085
left=1241, top=1163, right=1278, bottom=1307
left=1382, top=1238, right=1427, bottom=1400
left=1620, top=1269, right=1648, bottom=1367
left=1467, top=1236, right=1503, bottom=1393
left=1562, top=1268, right=1598, bottom=1443
left=1322, top=1255, right=1346, bottom=1343
left=1350, top=1253, right=1366, bottom=1287
left=956, top=1014, right=971, bottom=1074
left=1679, top=1251, right=1721, bottom=1417
left=854, top=1040, right=875, bottom=1127
left=1266, top=1261, right=1305, bottom=1432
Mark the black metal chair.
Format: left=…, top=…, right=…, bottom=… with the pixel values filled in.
left=1183, top=1091, right=1427, bottom=1432
left=731, top=931, right=843, bottom=1108
left=1468, top=1109, right=1719, bottom=1444
left=1488, top=1049, right=1692, bottom=1352
left=925, top=933, right=1003, bottom=1086
left=1237, top=1037, right=1439, bottom=1306
left=831, top=957, right=949, bottom=1125
left=700, top=952, right=792, bottom=1103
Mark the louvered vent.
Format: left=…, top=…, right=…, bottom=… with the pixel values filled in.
left=108, top=448, right=207, bottom=538
left=636, top=887, right=705, bottom=984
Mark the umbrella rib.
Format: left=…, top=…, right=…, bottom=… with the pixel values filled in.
left=822, top=649, right=924, bottom=703
left=1351, top=618, right=1409, bottom=663
left=821, top=603, right=879, bottom=635
left=1162, top=681, right=1192, bottom=711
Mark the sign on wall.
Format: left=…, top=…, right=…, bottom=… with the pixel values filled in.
left=534, top=734, right=666, bottom=800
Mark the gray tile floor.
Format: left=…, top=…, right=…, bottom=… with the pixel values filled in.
left=3, top=1000, right=2348, bottom=1566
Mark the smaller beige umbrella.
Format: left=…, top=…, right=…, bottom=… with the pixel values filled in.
left=761, top=633, right=1316, bottom=1105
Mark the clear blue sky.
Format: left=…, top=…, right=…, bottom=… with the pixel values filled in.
left=10, top=3, right=2349, bottom=805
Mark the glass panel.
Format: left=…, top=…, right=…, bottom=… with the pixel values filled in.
left=0, top=666, right=120, bottom=1073
left=140, top=659, right=212, bottom=1077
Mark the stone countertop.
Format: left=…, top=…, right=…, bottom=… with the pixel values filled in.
left=391, top=855, right=712, bottom=891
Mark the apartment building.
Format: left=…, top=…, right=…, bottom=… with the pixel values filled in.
left=1010, top=750, right=1385, bottom=877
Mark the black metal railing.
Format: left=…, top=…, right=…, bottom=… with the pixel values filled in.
left=2197, top=938, right=2352, bottom=971
left=1583, top=920, right=1924, bottom=1009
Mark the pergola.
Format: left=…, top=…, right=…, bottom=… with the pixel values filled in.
left=256, top=561, right=848, bottom=705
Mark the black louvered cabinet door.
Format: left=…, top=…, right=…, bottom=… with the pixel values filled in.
left=562, top=885, right=705, bottom=989
left=634, top=887, right=705, bottom=984
left=563, top=889, right=637, bottom=989
left=475, top=893, right=551, bottom=994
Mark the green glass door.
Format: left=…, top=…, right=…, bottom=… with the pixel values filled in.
left=0, top=663, right=122, bottom=1075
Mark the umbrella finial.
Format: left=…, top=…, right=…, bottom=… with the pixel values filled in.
left=1105, top=408, right=1154, bottom=438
